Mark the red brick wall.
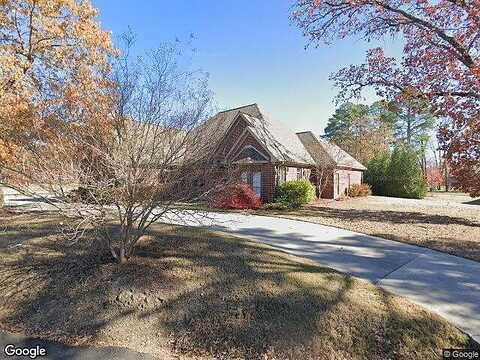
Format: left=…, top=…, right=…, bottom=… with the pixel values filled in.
left=215, top=118, right=249, bottom=162
left=333, top=169, right=363, bottom=198
left=321, top=175, right=335, bottom=199
left=213, top=118, right=275, bottom=203
left=237, top=164, right=275, bottom=203
left=226, top=132, right=271, bottom=163
left=310, top=168, right=364, bottom=199
left=213, top=117, right=366, bottom=202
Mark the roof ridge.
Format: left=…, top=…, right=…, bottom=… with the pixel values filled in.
left=297, top=131, right=336, bottom=165
left=218, top=103, right=258, bottom=114
left=316, top=136, right=367, bottom=170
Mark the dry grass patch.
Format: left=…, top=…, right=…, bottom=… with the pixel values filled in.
left=258, top=195, right=480, bottom=262
left=0, top=210, right=474, bottom=359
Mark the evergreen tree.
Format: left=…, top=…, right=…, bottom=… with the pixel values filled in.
left=365, top=152, right=390, bottom=196
left=387, top=145, right=428, bottom=199
left=388, top=99, right=435, bottom=172
left=324, top=102, right=394, bottom=165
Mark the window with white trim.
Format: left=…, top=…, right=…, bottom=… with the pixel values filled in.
left=277, top=166, right=286, bottom=185
left=252, top=172, right=262, bottom=196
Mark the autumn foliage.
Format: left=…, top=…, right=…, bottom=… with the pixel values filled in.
left=425, top=166, right=444, bottom=190
left=209, top=183, right=262, bottom=210
left=347, top=184, right=372, bottom=198
left=0, top=0, right=115, bottom=167
left=293, top=0, right=480, bottom=197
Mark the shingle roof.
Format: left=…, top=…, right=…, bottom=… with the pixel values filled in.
left=200, top=104, right=315, bottom=165
left=296, top=131, right=367, bottom=170
left=240, top=112, right=315, bottom=165
left=199, top=104, right=366, bottom=170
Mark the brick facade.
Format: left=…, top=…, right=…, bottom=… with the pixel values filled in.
left=213, top=116, right=364, bottom=202
left=311, top=168, right=364, bottom=199
left=237, top=164, right=275, bottom=203
left=214, top=118, right=276, bottom=203
left=333, top=169, right=363, bottom=198
left=226, top=131, right=271, bottom=163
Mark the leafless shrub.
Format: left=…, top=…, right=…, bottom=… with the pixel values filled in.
left=311, top=140, right=352, bottom=198
left=1, top=37, right=232, bottom=263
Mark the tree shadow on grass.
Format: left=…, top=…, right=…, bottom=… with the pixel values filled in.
left=135, top=227, right=354, bottom=359
left=372, top=232, right=480, bottom=262
left=262, top=205, right=480, bottom=262
left=0, top=220, right=177, bottom=349
left=0, top=216, right=473, bottom=359
left=378, top=290, right=479, bottom=357
left=135, top=226, right=472, bottom=359
left=0, top=212, right=66, bottom=249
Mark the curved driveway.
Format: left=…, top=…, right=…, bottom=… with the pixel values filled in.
left=161, top=210, right=480, bottom=343
left=3, top=190, right=480, bottom=343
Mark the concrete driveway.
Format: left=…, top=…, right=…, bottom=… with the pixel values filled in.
left=161, top=210, right=480, bottom=343
left=3, top=192, right=480, bottom=343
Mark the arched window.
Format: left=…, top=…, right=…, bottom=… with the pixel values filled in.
left=233, top=146, right=268, bottom=163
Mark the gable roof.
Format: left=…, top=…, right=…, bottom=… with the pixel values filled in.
left=200, top=104, right=366, bottom=170
left=296, top=131, right=367, bottom=171
left=240, top=112, right=314, bottom=165
left=201, top=103, right=315, bottom=165
left=196, top=103, right=261, bottom=145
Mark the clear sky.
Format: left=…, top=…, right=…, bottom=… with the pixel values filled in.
left=92, top=0, right=402, bottom=134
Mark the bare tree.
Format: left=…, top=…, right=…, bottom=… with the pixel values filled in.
left=299, top=133, right=355, bottom=198
left=0, top=38, right=228, bottom=263
left=311, top=158, right=336, bottom=199
left=314, top=144, right=354, bottom=198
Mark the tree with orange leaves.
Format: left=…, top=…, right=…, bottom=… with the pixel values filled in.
left=0, top=0, right=115, bottom=167
left=425, top=164, right=444, bottom=190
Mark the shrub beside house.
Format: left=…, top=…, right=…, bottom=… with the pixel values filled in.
left=347, top=183, right=372, bottom=197
left=209, top=183, right=262, bottom=210
left=275, top=180, right=316, bottom=208
left=366, top=145, right=428, bottom=199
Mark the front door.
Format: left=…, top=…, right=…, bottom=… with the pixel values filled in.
left=252, top=172, right=262, bottom=197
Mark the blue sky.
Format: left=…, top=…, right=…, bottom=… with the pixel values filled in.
left=92, top=0, right=402, bottom=134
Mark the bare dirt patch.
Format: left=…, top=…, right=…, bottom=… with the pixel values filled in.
left=0, top=210, right=474, bottom=359
left=260, top=194, right=480, bottom=262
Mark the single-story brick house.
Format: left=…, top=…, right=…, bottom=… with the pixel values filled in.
left=201, top=103, right=366, bottom=202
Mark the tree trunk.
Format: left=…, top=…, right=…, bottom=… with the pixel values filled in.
left=445, top=165, right=450, bottom=192
left=406, top=108, right=412, bottom=145
left=119, top=246, right=128, bottom=264
left=421, top=153, right=427, bottom=175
